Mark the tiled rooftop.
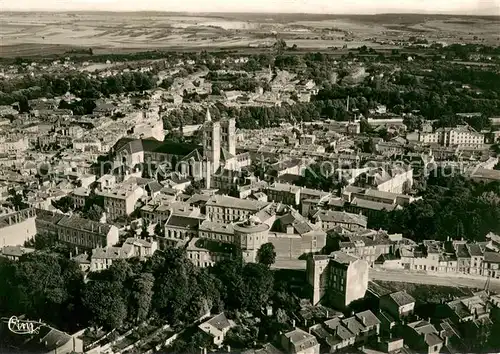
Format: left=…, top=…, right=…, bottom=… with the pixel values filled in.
left=330, top=251, right=358, bottom=265
left=57, top=215, right=112, bottom=235
left=207, top=195, right=270, bottom=211
left=388, top=291, right=416, bottom=307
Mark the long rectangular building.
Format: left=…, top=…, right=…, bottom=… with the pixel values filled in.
left=35, top=209, right=119, bottom=250
left=206, top=195, right=270, bottom=223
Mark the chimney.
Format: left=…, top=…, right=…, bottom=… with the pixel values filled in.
left=227, top=345, right=231, bottom=352
left=292, top=319, right=296, bottom=328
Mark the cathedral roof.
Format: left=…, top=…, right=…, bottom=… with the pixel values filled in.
left=220, top=147, right=235, bottom=161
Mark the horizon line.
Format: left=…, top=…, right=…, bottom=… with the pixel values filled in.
left=1, top=9, right=499, bottom=17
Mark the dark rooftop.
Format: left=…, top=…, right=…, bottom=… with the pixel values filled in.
left=387, top=291, right=416, bottom=307
left=166, top=215, right=202, bottom=229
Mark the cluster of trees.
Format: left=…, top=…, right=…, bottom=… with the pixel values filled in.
left=295, top=163, right=347, bottom=194
left=0, top=242, right=283, bottom=336
left=368, top=171, right=500, bottom=243
left=0, top=72, right=156, bottom=106
left=437, top=43, right=500, bottom=61
left=315, top=66, right=500, bottom=121
left=6, top=188, right=29, bottom=211
left=59, top=98, right=97, bottom=115
left=5, top=46, right=499, bottom=131
left=0, top=253, right=86, bottom=333
left=163, top=100, right=346, bottom=131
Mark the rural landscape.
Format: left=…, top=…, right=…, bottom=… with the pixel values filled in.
left=1, top=12, right=500, bottom=56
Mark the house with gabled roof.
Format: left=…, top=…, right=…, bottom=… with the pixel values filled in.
left=311, top=209, right=367, bottom=232
left=280, top=327, right=320, bottom=354
left=380, top=291, right=416, bottom=320
left=403, top=320, right=444, bottom=354
left=198, top=313, right=235, bottom=347
left=308, top=310, right=380, bottom=352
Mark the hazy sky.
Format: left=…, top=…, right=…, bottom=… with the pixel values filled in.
left=2, top=0, right=500, bottom=14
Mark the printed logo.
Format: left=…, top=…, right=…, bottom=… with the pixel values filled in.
left=2, top=316, right=44, bottom=335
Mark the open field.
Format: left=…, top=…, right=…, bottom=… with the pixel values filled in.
left=0, top=12, right=499, bottom=57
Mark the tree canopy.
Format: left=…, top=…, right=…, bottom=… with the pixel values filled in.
left=257, top=243, right=277, bottom=267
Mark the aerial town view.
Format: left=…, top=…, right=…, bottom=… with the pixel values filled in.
left=0, top=1, right=500, bottom=353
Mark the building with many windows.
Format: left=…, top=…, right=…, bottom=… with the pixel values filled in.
left=186, top=237, right=234, bottom=268
left=436, top=125, right=485, bottom=148
left=98, top=184, right=145, bottom=221
left=416, top=125, right=485, bottom=148
left=90, top=237, right=157, bottom=272
left=206, top=195, right=270, bottom=223
left=307, top=251, right=369, bottom=308
left=311, top=210, right=368, bottom=232
left=267, top=182, right=301, bottom=206
left=234, top=216, right=271, bottom=263
left=35, top=209, right=119, bottom=251
left=161, top=214, right=205, bottom=248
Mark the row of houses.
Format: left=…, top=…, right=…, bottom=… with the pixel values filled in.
left=394, top=237, right=500, bottom=280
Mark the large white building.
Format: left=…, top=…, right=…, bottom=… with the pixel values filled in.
left=188, top=216, right=271, bottom=265
left=97, top=184, right=145, bottom=221
left=417, top=125, right=485, bottom=148
left=0, top=136, right=29, bottom=155
left=357, top=165, right=413, bottom=194
left=90, top=237, right=157, bottom=272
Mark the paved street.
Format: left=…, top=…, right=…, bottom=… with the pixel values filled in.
left=369, top=269, right=500, bottom=293
left=273, top=259, right=307, bottom=270
left=273, top=259, right=500, bottom=293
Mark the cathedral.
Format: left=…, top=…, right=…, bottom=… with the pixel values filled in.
left=110, top=108, right=248, bottom=189
left=202, top=108, right=237, bottom=174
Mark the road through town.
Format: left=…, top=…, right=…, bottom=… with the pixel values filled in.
left=273, top=259, right=500, bottom=293
left=369, top=269, right=500, bottom=293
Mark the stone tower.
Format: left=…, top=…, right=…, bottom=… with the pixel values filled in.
left=203, top=108, right=220, bottom=174
left=220, top=118, right=236, bottom=156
